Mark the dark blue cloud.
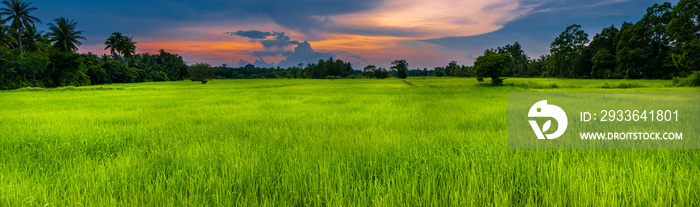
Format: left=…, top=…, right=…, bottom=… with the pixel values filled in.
left=229, top=30, right=301, bottom=49
left=228, top=30, right=272, bottom=39
left=278, top=41, right=335, bottom=68
left=233, top=30, right=336, bottom=68
left=237, top=58, right=275, bottom=68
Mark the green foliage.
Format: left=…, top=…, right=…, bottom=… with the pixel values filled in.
left=616, top=3, right=675, bottom=79
left=188, top=63, right=216, bottom=84
left=672, top=70, right=700, bottom=86
left=591, top=49, right=617, bottom=79
left=362, top=64, right=389, bottom=79
left=550, top=24, right=589, bottom=78
left=496, top=42, right=529, bottom=77
left=303, top=57, right=354, bottom=78
left=45, top=51, right=88, bottom=87
left=667, top=0, right=700, bottom=76
left=475, top=50, right=513, bottom=85
left=434, top=70, right=445, bottom=77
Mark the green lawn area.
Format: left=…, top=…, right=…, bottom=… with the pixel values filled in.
left=0, top=78, right=698, bottom=206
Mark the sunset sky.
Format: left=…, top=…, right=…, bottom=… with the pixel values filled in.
left=31, top=0, right=677, bottom=69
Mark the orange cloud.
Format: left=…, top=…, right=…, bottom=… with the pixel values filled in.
left=318, top=0, right=535, bottom=39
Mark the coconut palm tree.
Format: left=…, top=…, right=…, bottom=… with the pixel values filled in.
left=122, top=36, right=136, bottom=67
left=21, top=24, right=42, bottom=51
left=0, top=20, right=14, bottom=48
left=47, top=17, right=86, bottom=53
left=104, top=31, right=123, bottom=60
left=104, top=32, right=136, bottom=67
left=0, top=0, right=41, bottom=61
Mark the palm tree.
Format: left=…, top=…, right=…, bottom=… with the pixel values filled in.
left=104, top=31, right=123, bottom=60
left=122, top=36, right=136, bottom=67
left=0, top=20, right=14, bottom=48
left=21, top=24, right=42, bottom=51
left=47, top=17, right=86, bottom=53
left=104, top=32, right=136, bottom=67
left=0, top=0, right=41, bottom=61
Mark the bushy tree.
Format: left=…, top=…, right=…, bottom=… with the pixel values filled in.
left=391, top=59, right=408, bottom=79
left=188, top=63, right=216, bottom=84
left=475, top=50, right=513, bottom=86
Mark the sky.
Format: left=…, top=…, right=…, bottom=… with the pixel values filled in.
left=28, top=0, right=679, bottom=69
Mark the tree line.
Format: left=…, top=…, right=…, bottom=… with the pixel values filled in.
left=188, top=58, right=412, bottom=83
left=471, top=0, right=699, bottom=85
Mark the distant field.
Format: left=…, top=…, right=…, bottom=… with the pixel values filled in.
left=0, top=78, right=698, bottom=206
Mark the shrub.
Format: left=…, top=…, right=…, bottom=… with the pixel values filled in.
left=672, top=71, right=700, bottom=87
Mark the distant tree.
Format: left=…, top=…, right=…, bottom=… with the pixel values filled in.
left=496, top=42, right=529, bottom=77
left=475, top=50, right=513, bottom=85
left=122, top=36, right=136, bottom=67
left=363, top=65, right=376, bottom=78
left=434, top=70, right=445, bottom=77
left=391, top=59, right=408, bottom=79
left=446, top=60, right=466, bottom=76
left=374, top=67, right=390, bottom=79
left=550, top=24, right=588, bottom=77
left=104, top=32, right=123, bottom=60
left=47, top=17, right=86, bottom=53
left=1, top=0, right=40, bottom=61
left=188, top=63, right=216, bottom=84
left=104, top=32, right=137, bottom=67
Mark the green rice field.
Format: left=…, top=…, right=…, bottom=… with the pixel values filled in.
left=0, top=77, right=698, bottom=206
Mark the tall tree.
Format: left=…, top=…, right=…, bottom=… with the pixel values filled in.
left=550, top=24, right=589, bottom=77
left=391, top=59, right=408, bottom=79
left=0, top=0, right=40, bottom=61
left=122, top=36, right=136, bottom=67
left=616, top=3, right=674, bottom=79
left=588, top=25, right=619, bottom=78
left=667, top=0, right=700, bottom=76
left=47, top=17, right=86, bottom=53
